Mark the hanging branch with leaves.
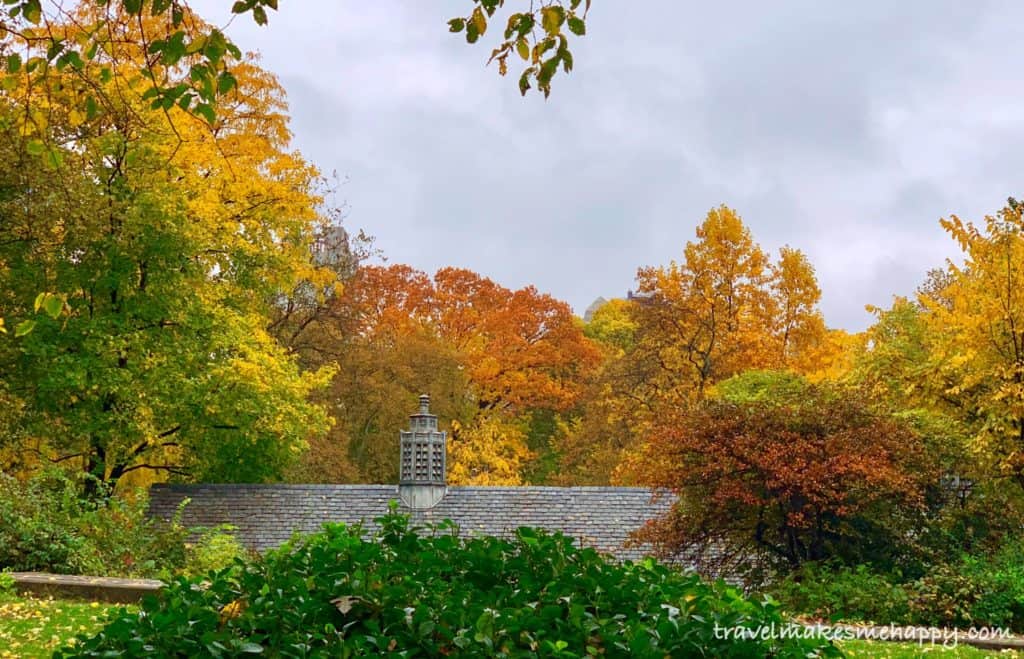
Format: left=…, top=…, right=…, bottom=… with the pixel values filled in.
left=448, top=0, right=590, bottom=97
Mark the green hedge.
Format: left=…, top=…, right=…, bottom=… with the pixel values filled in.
left=60, top=511, right=839, bottom=657
left=770, top=541, right=1024, bottom=632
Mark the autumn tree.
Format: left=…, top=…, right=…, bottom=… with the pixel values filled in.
left=0, top=0, right=589, bottom=138
left=847, top=232, right=1024, bottom=552
left=923, top=201, right=1024, bottom=486
left=285, top=263, right=599, bottom=485
left=555, top=298, right=642, bottom=485
left=294, top=265, right=471, bottom=484
left=631, top=372, right=941, bottom=574
left=0, top=6, right=333, bottom=490
left=630, top=206, right=774, bottom=404
left=560, top=207, right=832, bottom=487
left=447, top=414, right=533, bottom=486
left=769, top=246, right=829, bottom=372
left=433, top=267, right=600, bottom=414
left=582, top=298, right=636, bottom=354
left=628, top=206, right=828, bottom=408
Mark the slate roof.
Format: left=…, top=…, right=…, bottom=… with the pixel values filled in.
left=148, top=484, right=674, bottom=562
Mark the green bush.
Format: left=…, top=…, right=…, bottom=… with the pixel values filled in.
left=0, top=570, right=14, bottom=594
left=60, top=511, right=839, bottom=658
left=771, top=541, right=1024, bottom=632
left=185, top=525, right=251, bottom=577
left=908, top=541, right=1024, bottom=631
left=770, top=563, right=910, bottom=624
left=0, top=470, right=190, bottom=578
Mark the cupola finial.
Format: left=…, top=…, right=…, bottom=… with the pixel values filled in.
left=398, top=393, right=447, bottom=509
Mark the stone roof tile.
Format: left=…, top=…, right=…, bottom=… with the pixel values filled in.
left=148, top=484, right=672, bottom=562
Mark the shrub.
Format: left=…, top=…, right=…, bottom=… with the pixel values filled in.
left=770, top=563, right=910, bottom=624
left=908, top=541, right=1024, bottom=631
left=631, top=377, right=941, bottom=574
left=60, top=511, right=840, bottom=658
left=0, top=470, right=190, bottom=578
left=0, top=570, right=14, bottom=594
left=185, top=525, right=251, bottom=577
left=0, top=471, right=99, bottom=573
left=770, top=542, right=1024, bottom=633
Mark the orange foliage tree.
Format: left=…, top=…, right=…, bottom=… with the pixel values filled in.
left=560, top=206, right=835, bottom=486
left=630, top=373, right=940, bottom=574
left=290, top=264, right=600, bottom=485
left=623, top=206, right=831, bottom=423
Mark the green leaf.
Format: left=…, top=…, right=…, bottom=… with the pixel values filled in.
left=85, top=94, right=99, bottom=120
left=5, top=54, right=21, bottom=74
left=60, top=51, right=85, bottom=71
left=516, top=13, right=535, bottom=37
left=504, top=13, right=519, bottom=39
left=44, top=147, right=63, bottom=169
left=238, top=642, right=264, bottom=654
left=515, top=37, right=529, bottom=61
left=468, top=7, right=487, bottom=42
left=518, top=67, right=533, bottom=96
left=22, top=0, right=41, bottom=24
left=33, top=292, right=45, bottom=312
left=42, top=294, right=64, bottom=320
left=448, top=17, right=465, bottom=33
left=25, top=139, right=45, bottom=156
left=195, top=103, right=216, bottom=125
left=217, top=71, right=237, bottom=95
left=46, top=40, right=65, bottom=61
left=567, top=16, right=586, bottom=36
left=14, top=319, right=35, bottom=337
left=540, top=6, right=565, bottom=35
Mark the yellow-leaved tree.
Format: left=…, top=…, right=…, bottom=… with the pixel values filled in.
left=447, top=416, right=534, bottom=486
left=560, top=206, right=834, bottom=485
left=0, top=5, right=335, bottom=490
left=924, top=200, right=1024, bottom=484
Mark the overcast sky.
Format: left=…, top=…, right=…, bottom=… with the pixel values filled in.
left=193, top=0, right=1023, bottom=331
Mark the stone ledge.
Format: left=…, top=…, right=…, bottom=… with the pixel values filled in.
left=9, top=572, right=163, bottom=604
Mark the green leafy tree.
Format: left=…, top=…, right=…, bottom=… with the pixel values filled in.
left=0, top=7, right=333, bottom=490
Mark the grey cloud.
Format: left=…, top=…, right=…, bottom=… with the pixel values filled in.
left=193, top=0, right=1024, bottom=331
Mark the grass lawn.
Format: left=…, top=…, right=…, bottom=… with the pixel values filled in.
left=0, top=592, right=131, bottom=659
left=840, top=639, right=1021, bottom=657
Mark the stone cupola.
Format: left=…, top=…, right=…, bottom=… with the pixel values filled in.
left=398, top=394, right=447, bottom=509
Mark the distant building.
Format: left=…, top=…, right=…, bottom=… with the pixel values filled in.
left=582, top=297, right=609, bottom=322
left=311, top=224, right=352, bottom=272
left=582, top=290, right=653, bottom=324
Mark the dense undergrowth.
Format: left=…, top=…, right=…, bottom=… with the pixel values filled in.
left=769, top=541, right=1024, bottom=633
left=0, top=471, right=247, bottom=580
left=57, top=511, right=839, bottom=658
